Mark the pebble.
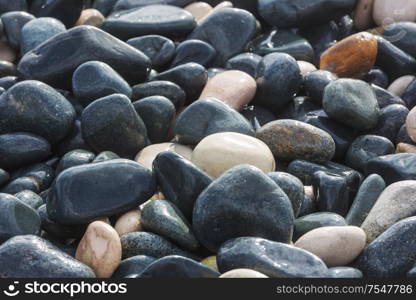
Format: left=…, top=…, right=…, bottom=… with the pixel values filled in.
left=20, top=17, right=66, bottom=55
left=132, top=80, right=185, bottom=109
left=172, top=39, right=217, bottom=68
left=112, top=0, right=195, bottom=12
left=120, top=231, right=193, bottom=259
left=141, top=200, right=199, bottom=251
left=242, top=105, right=276, bottom=129
left=217, top=237, right=328, bottom=278
left=1, top=11, right=35, bottom=50
left=47, top=159, right=156, bottom=224
left=220, top=269, right=268, bottom=278
left=0, top=41, right=16, bottom=63
left=356, top=216, right=416, bottom=277
left=188, top=8, right=257, bottom=65
left=372, top=85, right=406, bottom=108
left=153, top=151, right=212, bottom=220
left=298, top=61, right=317, bottom=75
left=191, top=132, right=275, bottom=178
left=353, top=0, right=375, bottom=30
left=373, top=0, right=416, bottom=26
left=135, top=143, right=193, bottom=170
left=0, top=80, right=75, bottom=144
left=388, top=75, right=415, bottom=96
left=18, top=26, right=151, bottom=88
left=370, top=104, right=409, bottom=143
left=365, top=154, right=416, bottom=185
left=254, top=53, right=302, bottom=112
left=140, top=255, right=219, bottom=278
left=365, top=68, right=389, bottom=88
left=407, top=107, right=416, bottom=142
left=193, top=165, right=294, bottom=252
left=397, top=143, right=416, bottom=154
left=323, top=79, right=380, bottom=129
left=346, top=135, right=395, bottom=172
left=174, top=98, right=254, bottom=145
left=381, top=22, right=416, bottom=58
left=73, top=61, right=132, bottom=105
left=127, top=35, right=175, bottom=70
left=112, top=255, right=156, bottom=278
left=14, top=190, right=44, bottom=210
left=257, top=119, right=336, bottom=163
left=114, top=209, right=142, bottom=236
left=31, top=0, right=85, bottom=28
left=75, top=9, right=105, bottom=27
left=199, top=70, right=256, bottom=111
left=294, top=226, right=366, bottom=267
left=76, top=221, right=122, bottom=278
left=184, top=2, right=213, bottom=22
left=346, top=174, right=386, bottom=226
left=0, top=235, right=95, bottom=278
left=320, top=32, right=377, bottom=78
left=225, top=53, right=261, bottom=78
left=327, top=267, right=363, bottom=278
left=0, top=193, right=41, bottom=242
left=0, top=0, right=27, bottom=14
left=0, top=133, right=51, bottom=170
left=361, top=180, right=416, bottom=243
left=56, top=149, right=96, bottom=174
left=81, top=94, right=147, bottom=158
left=294, top=212, right=347, bottom=241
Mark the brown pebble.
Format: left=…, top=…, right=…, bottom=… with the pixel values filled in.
left=396, top=143, right=416, bottom=154
left=353, top=0, right=375, bottom=30
left=184, top=2, right=213, bottom=23
left=75, top=9, right=105, bottom=27
left=135, top=143, right=193, bottom=169
left=114, top=210, right=142, bottom=236
left=320, top=32, right=378, bottom=78
left=0, top=41, right=16, bottom=63
left=75, top=221, right=121, bottom=278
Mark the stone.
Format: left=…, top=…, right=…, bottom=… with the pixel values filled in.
left=120, top=232, right=193, bottom=259
left=365, top=154, right=416, bottom=185
left=111, top=0, right=195, bottom=11
left=1, top=11, right=35, bottom=50
left=193, top=165, right=294, bottom=252
left=112, top=255, right=156, bottom=278
left=323, top=79, right=380, bottom=130
left=258, top=0, right=356, bottom=28
left=47, top=159, right=156, bottom=224
left=0, top=0, right=27, bottom=14
left=184, top=2, right=213, bottom=22
left=56, top=120, right=92, bottom=156
left=0, top=41, right=16, bottom=63
left=327, top=267, right=363, bottom=278
left=200, top=256, right=218, bottom=270
left=372, top=85, right=406, bottom=108
left=140, top=256, right=220, bottom=278
left=56, top=149, right=96, bottom=174
left=217, top=237, right=328, bottom=278
left=187, top=8, right=257, bottom=65
left=220, top=269, right=268, bottom=278
left=102, top=5, right=196, bottom=40
left=171, top=39, right=217, bottom=68
left=254, top=53, right=302, bottom=112
left=199, top=70, right=256, bottom=111
left=388, top=75, right=415, bottom=96
left=141, top=200, right=199, bottom=251
left=397, top=143, right=416, bottom=154
left=365, top=68, right=389, bottom=89
left=225, top=53, right=261, bottom=78
left=361, top=180, right=416, bottom=243
left=0, top=133, right=51, bottom=171
left=345, top=135, right=395, bottom=172
left=0, top=193, right=40, bottom=242
left=20, top=17, right=66, bottom=55
left=373, top=0, right=416, bottom=26
left=407, top=107, right=416, bottom=143
left=75, top=9, right=105, bottom=27
left=114, top=209, right=143, bottom=236
left=76, top=221, right=122, bottom=278
left=191, top=132, right=275, bottom=179
left=401, top=79, right=416, bottom=108
left=0, top=80, right=75, bottom=144
left=298, top=61, right=317, bottom=75
left=1, top=177, right=40, bottom=195
left=18, top=26, right=151, bottom=88
left=277, top=96, right=321, bottom=122
left=320, top=32, right=377, bottom=78
left=174, top=98, right=254, bottom=145
left=353, top=0, right=375, bottom=30
left=30, top=0, right=85, bottom=28
left=268, top=172, right=304, bottom=217
left=15, top=190, right=44, bottom=210
left=127, top=35, right=175, bottom=70
left=132, top=80, right=185, bottom=109
left=370, top=104, right=409, bottom=143
left=294, top=212, right=347, bottom=241
left=257, top=119, right=335, bottom=163
left=356, top=216, right=416, bottom=277
left=346, top=174, right=385, bottom=227
left=10, top=163, right=54, bottom=192
left=0, top=235, right=95, bottom=278
left=73, top=61, right=132, bottom=106
left=0, top=168, right=9, bottom=186
left=294, top=226, right=366, bottom=267
left=135, top=143, right=193, bottom=170
left=153, top=151, right=212, bottom=220
left=247, top=29, right=314, bottom=62
left=381, top=22, right=416, bottom=58
left=153, top=63, right=207, bottom=103
left=81, top=94, right=147, bottom=158
left=242, top=106, right=276, bottom=129
left=199, top=1, right=234, bottom=23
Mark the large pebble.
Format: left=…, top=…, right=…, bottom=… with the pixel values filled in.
left=191, top=132, right=275, bottom=178
left=132, top=80, right=186, bottom=109
left=81, top=94, right=147, bottom=158
left=217, top=237, right=328, bottom=278
left=112, top=255, right=156, bottom=278
left=193, top=165, right=294, bottom=252
left=361, top=180, right=416, bottom=243
left=295, top=226, right=366, bottom=267
left=365, top=154, right=416, bottom=185
left=15, top=190, right=44, bottom=210
left=257, top=119, right=335, bottom=163
left=294, top=212, right=347, bottom=241
left=323, top=79, right=380, bottom=129
left=47, top=159, right=156, bottom=224
left=171, top=39, right=217, bottom=68
left=1, top=11, right=34, bottom=50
